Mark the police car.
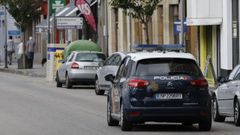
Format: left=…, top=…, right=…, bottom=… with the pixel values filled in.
left=105, top=45, right=212, bottom=131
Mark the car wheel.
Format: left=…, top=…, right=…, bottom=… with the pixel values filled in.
left=56, top=73, right=62, bottom=88
left=107, top=96, right=119, bottom=126
left=234, top=99, right=240, bottom=126
left=66, top=74, right=72, bottom=89
left=95, top=77, right=105, bottom=95
left=120, top=103, right=132, bottom=131
left=212, top=97, right=225, bottom=122
left=199, top=107, right=212, bottom=131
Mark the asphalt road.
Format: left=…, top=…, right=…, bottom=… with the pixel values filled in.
left=0, top=72, right=240, bottom=135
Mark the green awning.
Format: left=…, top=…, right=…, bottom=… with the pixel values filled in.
left=64, top=40, right=102, bottom=58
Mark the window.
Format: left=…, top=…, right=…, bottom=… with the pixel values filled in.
left=135, top=58, right=202, bottom=77
left=68, top=53, right=75, bottom=62
left=104, top=55, right=116, bottom=66
left=229, top=65, right=240, bottom=80
left=75, top=53, right=106, bottom=62
left=112, top=55, right=121, bottom=66
left=115, top=57, right=129, bottom=81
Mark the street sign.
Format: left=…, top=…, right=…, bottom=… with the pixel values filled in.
left=8, top=30, right=21, bottom=36
left=174, top=20, right=187, bottom=34
left=56, top=17, right=83, bottom=29
left=50, top=0, right=66, bottom=14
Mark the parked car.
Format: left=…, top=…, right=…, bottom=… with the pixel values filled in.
left=56, top=51, right=106, bottom=88
left=95, top=52, right=127, bottom=95
left=105, top=51, right=212, bottom=131
left=212, top=64, right=240, bottom=126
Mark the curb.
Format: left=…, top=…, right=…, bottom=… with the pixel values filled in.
left=0, top=68, right=46, bottom=78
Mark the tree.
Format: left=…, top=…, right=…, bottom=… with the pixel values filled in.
left=0, top=0, right=41, bottom=32
left=110, top=0, right=161, bottom=44
left=0, top=0, right=41, bottom=68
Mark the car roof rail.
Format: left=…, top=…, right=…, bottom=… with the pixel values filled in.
left=132, top=44, right=185, bottom=52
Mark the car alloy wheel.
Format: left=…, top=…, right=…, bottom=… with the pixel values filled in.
left=95, top=78, right=105, bottom=95
left=234, top=100, right=240, bottom=126
left=120, top=103, right=132, bottom=131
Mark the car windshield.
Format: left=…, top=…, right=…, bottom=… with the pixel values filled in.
left=75, top=53, right=106, bottom=62
left=135, top=58, right=202, bottom=77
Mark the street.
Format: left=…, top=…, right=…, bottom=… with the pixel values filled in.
left=0, top=72, right=239, bottom=135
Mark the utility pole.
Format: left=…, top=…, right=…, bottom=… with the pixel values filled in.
left=4, top=6, right=8, bottom=68
left=180, top=0, right=185, bottom=52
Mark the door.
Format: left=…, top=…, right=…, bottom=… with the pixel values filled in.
left=111, top=57, right=130, bottom=114
left=58, top=53, right=75, bottom=81
left=218, top=65, right=240, bottom=115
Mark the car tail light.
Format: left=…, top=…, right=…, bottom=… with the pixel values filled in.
left=71, top=62, right=79, bottom=69
left=128, top=79, right=149, bottom=88
left=190, top=78, right=208, bottom=88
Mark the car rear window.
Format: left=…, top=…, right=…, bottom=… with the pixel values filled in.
left=135, top=58, right=202, bottom=77
left=75, top=53, right=106, bottom=62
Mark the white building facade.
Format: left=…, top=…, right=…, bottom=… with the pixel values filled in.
left=187, top=0, right=237, bottom=77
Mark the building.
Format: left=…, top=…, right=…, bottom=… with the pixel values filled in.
left=0, top=5, right=21, bottom=63
left=98, top=0, right=197, bottom=57
left=187, top=0, right=234, bottom=84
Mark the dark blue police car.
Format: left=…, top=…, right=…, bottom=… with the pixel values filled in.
left=105, top=47, right=212, bottom=131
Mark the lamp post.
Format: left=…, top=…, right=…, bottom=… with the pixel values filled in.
left=4, top=6, right=8, bottom=68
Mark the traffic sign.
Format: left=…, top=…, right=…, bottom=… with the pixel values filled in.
left=8, top=30, right=21, bottom=36
left=0, top=11, right=4, bottom=16
left=174, top=20, right=187, bottom=34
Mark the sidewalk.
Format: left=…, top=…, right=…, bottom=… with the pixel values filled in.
left=0, top=62, right=46, bottom=78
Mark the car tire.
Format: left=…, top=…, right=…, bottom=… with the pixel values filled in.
left=234, top=99, right=240, bottom=126
left=199, top=107, right=212, bottom=131
left=95, top=77, right=105, bottom=95
left=56, top=73, right=62, bottom=88
left=120, top=103, right=132, bottom=131
left=66, top=74, right=72, bottom=89
left=107, top=96, right=119, bottom=126
left=212, top=97, right=225, bottom=122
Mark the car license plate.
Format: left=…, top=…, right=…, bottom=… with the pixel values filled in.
left=155, top=93, right=182, bottom=100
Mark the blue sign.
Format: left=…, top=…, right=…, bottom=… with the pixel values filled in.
left=0, top=11, right=4, bottom=15
left=174, top=20, right=187, bottom=34
left=8, top=30, right=21, bottom=36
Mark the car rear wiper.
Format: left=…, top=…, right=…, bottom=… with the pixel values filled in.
left=168, top=71, right=191, bottom=75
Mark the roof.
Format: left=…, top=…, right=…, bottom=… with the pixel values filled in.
left=72, top=51, right=104, bottom=54
left=127, top=51, right=196, bottom=62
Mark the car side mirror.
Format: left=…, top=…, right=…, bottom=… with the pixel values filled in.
left=217, top=76, right=227, bottom=83
left=61, top=60, right=66, bottom=63
left=98, top=62, right=104, bottom=67
left=105, top=74, right=115, bottom=83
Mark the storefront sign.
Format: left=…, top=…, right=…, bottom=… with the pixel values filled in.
left=56, top=17, right=83, bottom=29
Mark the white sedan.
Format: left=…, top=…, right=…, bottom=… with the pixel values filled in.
left=56, top=51, right=106, bottom=88
left=94, top=52, right=127, bottom=95
left=213, top=64, right=240, bottom=126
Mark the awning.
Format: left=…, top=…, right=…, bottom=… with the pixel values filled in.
left=187, top=18, right=222, bottom=26
left=50, top=5, right=78, bottom=22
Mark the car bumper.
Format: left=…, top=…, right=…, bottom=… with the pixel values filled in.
left=125, top=106, right=210, bottom=123
left=68, top=69, right=96, bottom=84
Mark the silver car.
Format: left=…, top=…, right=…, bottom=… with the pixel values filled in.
left=213, top=64, right=240, bottom=126
left=94, top=52, right=127, bottom=95
left=56, top=51, right=106, bottom=88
